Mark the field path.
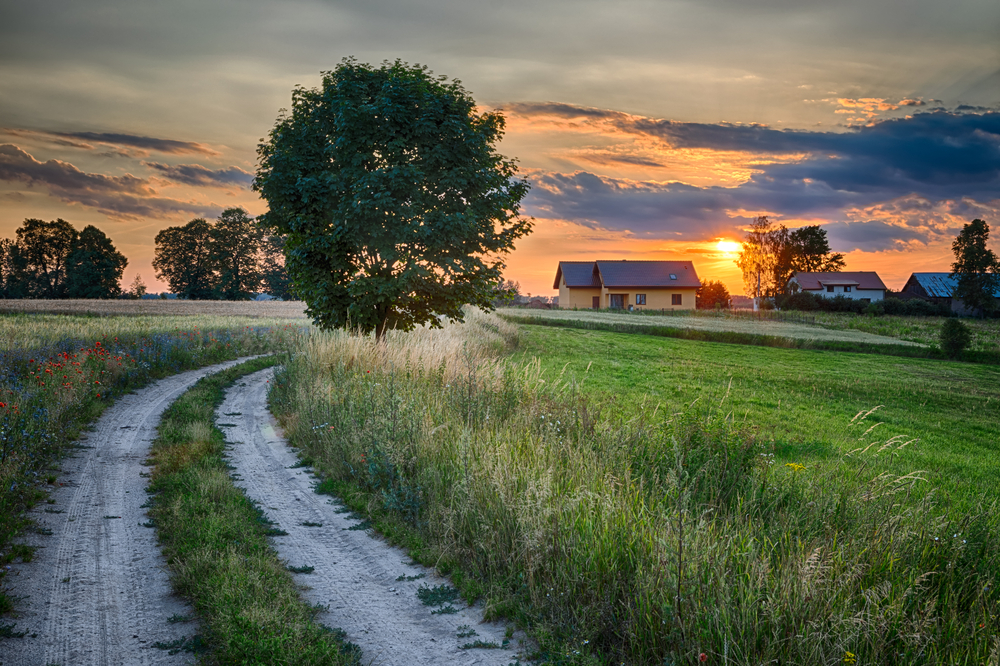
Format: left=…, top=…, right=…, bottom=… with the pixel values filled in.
left=218, top=368, right=522, bottom=666
left=2, top=357, right=260, bottom=666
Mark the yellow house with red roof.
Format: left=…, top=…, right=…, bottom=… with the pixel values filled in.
left=553, top=260, right=702, bottom=310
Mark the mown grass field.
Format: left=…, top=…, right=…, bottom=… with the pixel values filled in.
left=809, top=311, right=1000, bottom=352
left=516, top=323, right=1000, bottom=510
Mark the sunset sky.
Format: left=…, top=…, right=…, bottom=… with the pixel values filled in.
left=1, top=0, right=998, bottom=296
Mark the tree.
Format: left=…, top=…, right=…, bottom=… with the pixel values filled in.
left=65, top=225, right=128, bottom=298
left=0, top=238, right=29, bottom=299
left=254, top=59, right=532, bottom=338
left=259, top=232, right=294, bottom=300
left=127, top=274, right=147, bottom=299
left=951, top=218, right=999, bottom=317
left=696, top=280, right=730, bottom=309
left=15, top=218, right=78, bottom=298
left=153, top=218, right=218, bottom=299
left=213, top=207, right=264, bottom=300
left=736, top=217, right=844, bottom=305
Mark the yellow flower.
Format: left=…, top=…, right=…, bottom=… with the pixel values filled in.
left=844, top=651, right=857, bottom=664
left=785, top=462, right=806, bottom=472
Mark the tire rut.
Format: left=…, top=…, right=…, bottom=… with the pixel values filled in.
left=2, top=357, right=261, bottom=666
left=217, top=367, right=524, bottom=666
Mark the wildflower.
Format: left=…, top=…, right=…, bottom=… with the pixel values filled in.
left=844, top=651, right=857, bottom=665
left=785, top=462, right=806, bottom=472
left=699, top=653, right=708, bottom=663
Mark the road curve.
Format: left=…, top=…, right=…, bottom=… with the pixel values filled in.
left=218, top=367, right=523, bottom=666
left=1, top=357, right=261, bottom=666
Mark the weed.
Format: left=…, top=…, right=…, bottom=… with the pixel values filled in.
left=103, top=515, right=121, bottom=519
left=431, top=605, right=459, bottom=615
left=461, top=639, right=501, bottom=649
left=396, top=573, right=425, bottom=582
left=263, top=527, right=289, bottom=536
left=43, top=508, right=63, bottom=513
left=345, top=519, right=371, bottom=531
left=152, top=634, right=207, bottom=655
left=0, top=622, right=27, bottom=638
left=417, top=584, right=461, bottom=607
left=224, top=412, right=242, bottom=416
left=141, top=520, right=155, bottom=528
left=457, top=625, right=478, bottom=638
left=300, top=521, right=323, bottom=527
left=288, top=565, right=315, bottom=574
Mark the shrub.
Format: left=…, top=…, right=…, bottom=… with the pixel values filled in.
left=940, top=318, right=972, bottom=358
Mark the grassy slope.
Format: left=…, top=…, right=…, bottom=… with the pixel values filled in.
left=518, top=324, right=1000, bottom=508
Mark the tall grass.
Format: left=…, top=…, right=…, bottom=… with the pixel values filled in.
left=271, top=310, right=1000, bottom=665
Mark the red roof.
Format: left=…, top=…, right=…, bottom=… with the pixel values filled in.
left=792, top=272, right=887, bottom=291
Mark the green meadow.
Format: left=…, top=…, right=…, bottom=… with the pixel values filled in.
left=517, top=323, right=1000, bottom=509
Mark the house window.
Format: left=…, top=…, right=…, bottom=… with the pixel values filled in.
left=636, top=294, right=646, bottom=305
left=669, top=273, right=677, bottom=280
left=827, top=285, right=835, bottom=293
left=671, top=294, right=682, bottom=305
left=844, top=286, right=852, bottom=293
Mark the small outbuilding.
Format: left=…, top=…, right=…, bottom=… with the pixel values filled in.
left=788, top=271, right=887, bottom=302
left=901, top=272, right=1000, bottom=313
left=553, top=260, right=701, bottom=310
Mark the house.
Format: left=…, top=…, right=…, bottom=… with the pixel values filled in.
left=788, top=272, right=887, bottom=302
left=553, top=260, right=701, bottom=310
left=901, top=272, right=1000, bottom=313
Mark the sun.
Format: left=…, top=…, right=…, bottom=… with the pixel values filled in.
left=716, top=240, right=741, bottom=253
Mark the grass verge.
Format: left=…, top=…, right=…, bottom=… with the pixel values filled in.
left=149, top=356, right=358, bottom=666
left=269, top=311, right=1000, bottom=665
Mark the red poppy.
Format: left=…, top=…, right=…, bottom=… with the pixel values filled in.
left=700, top=654, right=708, bottom=663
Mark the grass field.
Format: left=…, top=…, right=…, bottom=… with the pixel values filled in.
left=271, top=311, right=1000, bottom=665
left=0, top=298, right=309, bottom=319
left=517, top=323, right=1000, bottom=509
left=501, top=307, right=926, bottom=346
left=809, top=311, right=1000, bottom=352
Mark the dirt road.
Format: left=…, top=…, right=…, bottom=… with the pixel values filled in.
left=1, top=358, right=259, bottom=666
left=218, top=367, right=522, bottom=666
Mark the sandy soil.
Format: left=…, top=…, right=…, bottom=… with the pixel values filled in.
left=218, top=368, right=525, bottom=666
left=1, top=358, right=259, bottom=666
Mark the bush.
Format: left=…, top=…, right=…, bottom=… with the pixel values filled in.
left=940, top=318, right=972, bottom=358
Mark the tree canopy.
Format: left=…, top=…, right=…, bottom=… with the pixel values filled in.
left=736, top=216, right=845, bottom=301
left=16, top=218, right=78, bottom=298
left=152, top=207, right=282, bottom=300
left=696, top=280, right=730, bottom=309
left=951, top=218, right=999, bottom=317
left=66, top=225, right=128, bottom=299
left=254, top=58, right=532, bottom=337
left=153, top=218, right=218, bottom=300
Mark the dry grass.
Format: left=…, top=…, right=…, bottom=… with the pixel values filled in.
left=0, top=298, right=309, bottom=318
left=501, top=307, right=926, bottom=346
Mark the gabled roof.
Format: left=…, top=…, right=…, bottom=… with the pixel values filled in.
left=596, top=260, right=701, bottom=288
left=905, top=272, right=1000, bottom=298
left=792, top=271, right=887, bottom=291
left=555, top=260, right=702, bottom=289
left=553, top=262, right=600, bottom=289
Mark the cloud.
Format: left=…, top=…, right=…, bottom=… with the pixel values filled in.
left=1, top=128, right=219, bottom=156
left=0, top=143, right=219, bottom=218
left=143, top=161, right=252, bottom=187
left=518, top=109, right=1000, bottom=249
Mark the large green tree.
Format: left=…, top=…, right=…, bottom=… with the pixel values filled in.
left=213, top=207, right=264, bottom=300
left=951, top=218, right=1000, bottom=317
left=153, top=218, right=218, bottom=299
left=254, top=59, right=532, bottom=337
left=15, top=218, right=78, bottom=298
left=65, top=225, right=128, bottom=298
left=0, top=238, right=29, bottom=299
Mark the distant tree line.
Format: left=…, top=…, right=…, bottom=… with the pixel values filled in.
left=0, top=219, right=128, bottom=299
left=153, top=207, right=292, bottom=300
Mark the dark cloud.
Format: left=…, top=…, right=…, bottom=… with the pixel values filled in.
left=55, top=131, right=218, bottom=156
left=143, top=161, right=252, bottom=187
left=521, top=109, right=1000, bottom=247
left=0, top=144, right=218, bottom=219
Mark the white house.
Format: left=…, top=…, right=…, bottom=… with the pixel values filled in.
left=788, top=271, right=887, bottom=302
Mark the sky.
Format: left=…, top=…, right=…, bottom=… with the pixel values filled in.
left=0, top=0, right=998, bottom=297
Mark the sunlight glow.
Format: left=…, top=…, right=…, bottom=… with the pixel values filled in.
left=717, top=240, right=741, bottom=253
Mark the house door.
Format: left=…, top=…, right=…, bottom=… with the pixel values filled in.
left=609, top=294, right=625, bottom=309
left=592, top=296, right=600, bottom=309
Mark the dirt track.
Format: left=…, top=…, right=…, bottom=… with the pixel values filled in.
left=1, top=358, right=258, bottom=666
left=218, top=368, right=523, bottom=666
